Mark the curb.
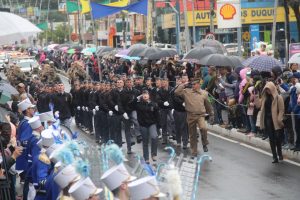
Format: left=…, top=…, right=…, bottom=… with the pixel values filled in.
left=207, top=124, right=300, bottom=163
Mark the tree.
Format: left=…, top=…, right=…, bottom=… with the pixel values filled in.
left=288, top=0, right=300, bottom=42
left=39, top=24, right=72, bottom=44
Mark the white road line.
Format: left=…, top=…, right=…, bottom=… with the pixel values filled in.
left=208, top=132, right=239, bottom=144
left=209, top=132, right=300, bottom=167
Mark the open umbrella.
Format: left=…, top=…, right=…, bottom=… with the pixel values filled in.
left=47, top=44, right=59, bottom=51
left=127, top=44, right=148, bottom=57
left=0, top=82, right=19, bottom=96
left=288, top=53, right=300, bottom=64
left=67, top=48, right=75, bottom=54
left=194, top=39, right=227, bottom=55
left=197, top=53, right=234, bottom=67
left=228, top=56, right=245, bottom=67
left=147, top=49, right=178, bottom=60
left=70, top=45, right=83, bottom=51
left=136, top=47, right=162, bottom=58
left=97, top=47, right=114, bottom=56
left=242, top=56, right=281, bottom=72
left=0, top=12, right=42, bottom=45
left=115, top=49, right=130, bottom=57
left=183, top=47, right=216, bottom=61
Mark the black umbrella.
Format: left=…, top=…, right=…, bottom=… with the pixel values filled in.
left=194, top=39, right=227, bottom=55
left=197, top=54, right=234, bottom=67
left=228, top=56, right=245, bottom=67
left=97, top=46, right=114, bottom=56
left=0, top=81, right=19, bottom=96
left=147, top=49, right=177, bottom=60
left=71, top=45, right=83, bottom=51
left=138, top=47, right=162, bottom=58
left=183, top=47, right=216, bottom=61
left=127, top=44, right=148, bottom=57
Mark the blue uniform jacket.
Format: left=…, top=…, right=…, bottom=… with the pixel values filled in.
left=26, top=134, right=41, bottom=182
left=16, top=118, right=33, bottom=171
left=45, top=169, right=60, bottom=200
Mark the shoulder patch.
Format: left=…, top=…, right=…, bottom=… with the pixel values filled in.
left=39, top=152, right=51, bottom=165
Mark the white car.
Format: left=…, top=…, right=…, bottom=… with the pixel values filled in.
left=17, top=58, right=39, bottom=74
left=224, top=43, right=244, bottom=56
left=153, top=43, right=176, bottom=50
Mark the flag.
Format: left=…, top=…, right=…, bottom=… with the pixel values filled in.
left=66, top=0, right=81, bottom=13
left=80, top=0, right=91, bottom=14
left=126, top=0, right=148, bottom=15
left=36, top=22, right=48, bottom=30
left=106, top=0, right=129, bottom=7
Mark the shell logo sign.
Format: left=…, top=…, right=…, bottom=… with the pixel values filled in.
left=220, top=3, right=236, bottom=20
left=217, top=0, right=241, bottom=29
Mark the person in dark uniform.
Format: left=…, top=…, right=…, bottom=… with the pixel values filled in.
left=81, top=81, right=91, bottom=132
left=52, top=82, right=73, bottom=128
left=171, top=76, right=188, bottom=149
left=93, top=81, right=106, bottom=143
left=91, top=82, right=101, bottom=140
left=122, top=78, right=140, bottom=153
left=70, top=81, right=81, bottom=127
left=143, top=77, right=156, bottom=102
left=156, top=78, right=175, bottom=144
left=134, top=76, right=144, bottom=95
left=102, top=81, right=113, bottom=143
left=109, top=79, right=127, bottom=147
left=87, top=82, right=96, bottom=135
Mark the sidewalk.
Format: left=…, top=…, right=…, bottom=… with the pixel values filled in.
left=207, top=124, right=300, bottom=163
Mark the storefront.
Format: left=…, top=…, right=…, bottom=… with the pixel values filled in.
left=160, top=6, right=298, bottom=49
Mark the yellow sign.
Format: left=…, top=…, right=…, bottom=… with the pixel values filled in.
left=162, top=6, right=297, bottom=29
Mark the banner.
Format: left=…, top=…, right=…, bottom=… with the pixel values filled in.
left=80, top=0, right=91, bottom=14
left=91, top=0, right=147, bottom=20
left=36, top=22, right=48, bottom=31
left=250, top=24, right=259, bottom=50
left=217, top=0, right=241, bottom=29
left=264, top=30, right=271, bottom=44
left=289, top=43, right=300, bottom=58
left=66, top=0, right=81, bottom=13
left=106, top=0, right=129, bottom=7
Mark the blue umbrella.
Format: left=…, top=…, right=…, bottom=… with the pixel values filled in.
left=243, top=56, right=281, bottom=72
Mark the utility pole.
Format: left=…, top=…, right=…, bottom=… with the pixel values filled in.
left=191, top=0, right=196, bottom=45
left=237, top=0, right=242, bottom=56
left=183, top=0, right=191, bottom=52
left=271, top=0, right=278, bottom=52
left=175, top=0, right=181, bottom=54
left=209, top=0, right=214, bottom=33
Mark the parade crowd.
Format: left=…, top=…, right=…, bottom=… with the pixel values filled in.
left=1, top=45, right=300, bottom=200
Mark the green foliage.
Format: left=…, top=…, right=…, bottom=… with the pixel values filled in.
left=39, top=24, right=72, bottom=44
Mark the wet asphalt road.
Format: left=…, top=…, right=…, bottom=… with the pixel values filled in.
left=59, top=74, right=300, bottom=200
left=2, top=72, right=299, bottom=199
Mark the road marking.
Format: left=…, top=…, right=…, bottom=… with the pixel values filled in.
left=209, top=132, right=300, bottom=167
left=208, top=132, right=239, bottom=144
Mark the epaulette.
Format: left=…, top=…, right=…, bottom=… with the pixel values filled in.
left=39, top=152, right=51, bottom=165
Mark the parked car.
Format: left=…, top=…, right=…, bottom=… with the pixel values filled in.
left=0, top=53, right=9, bottom=72
left=154, top=43, right=176, bottom=50
left=16, top=58, right=39, bottom=74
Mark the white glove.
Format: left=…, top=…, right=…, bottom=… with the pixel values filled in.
left=171, top=109, right=174, bottom=115
left=108, top=111, right=113, bottom=116
left=114, top=105, right=119, bottom=111
left=95, top=106, right=99, bottom=111
left=123, top=112, right=129, bottom=120
left=93, top=109, right=96, bottom=115
left=137, top=95, right=143, bottom=101
left=182, top=102, right=185, bottom=107
left=77, top=106, right=80, bottom=111
left=54, top=111, right=59, bottom=118
left=86, top=107, right=89, bottom=111
left=82, top=106, right=85, bottom=111
left=164, top=101, right=169, bottom=106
